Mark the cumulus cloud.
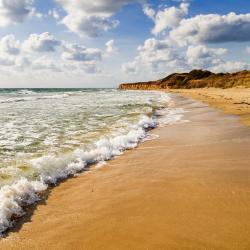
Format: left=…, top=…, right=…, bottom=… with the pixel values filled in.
left=123, top=37, right=249, bottom=76
left=144, top=4, right=250, bottom=45
left=0, top=54, right=15, bottom=66
left=186, top=44, right=249, bottom=73
left=0, top=0, right=34, bottom=26
left=48, top=9, right=60, bottom=20
left=59, top=40, right=103, bottom=74
left=14, top=56, right=31, bottom=69
left=122, top=61, right=139, bottom=74
left=170, top=12, right=250, bottom=45
left=63, top=15, right=119, bottom=37
left=0, top=32, right=108, bottom=75
left=143, top=4, right=155, bottom=20
left=143, top=3, right=189, bottom=35
left=211, top=61, right=249, bottom=73
left=124, top=5, right=250, bottom=77
left=55, top=0, right=139, bottom=36
left=22, top=32, right=61, bottom=52
left=122, top=38, right=187, bottom=74
left=32, top=56, right=61, bottom=72
left=62, top=42, right=102, bottom=62
left=0, top=35, right=20, bottom=55
left=186, top=45, right=227, bottom=68
left=0, top=34, right=25, bottom=68
left=105, top=39, right=117, bottom=53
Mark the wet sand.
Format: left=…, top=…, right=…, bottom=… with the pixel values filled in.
left=1, top=94, right=250, bottom=249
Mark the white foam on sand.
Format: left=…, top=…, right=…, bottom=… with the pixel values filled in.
left=0, top=178, right=47, bottom=234
left=0, top=93, right=188, bottom=235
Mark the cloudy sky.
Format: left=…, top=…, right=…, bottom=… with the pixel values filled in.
left=0, top=0, right=250, bottom=88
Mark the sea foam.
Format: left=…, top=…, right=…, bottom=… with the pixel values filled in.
left=0, top=89, right=187, bottom=235
left=0, top=115, right=156, bottom=234
left=0, top=93, right=69, bottom=104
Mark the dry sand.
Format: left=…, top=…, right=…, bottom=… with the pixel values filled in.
left=169, top=88, right=250, bottom=127
left=0, top=94, right=250, bottom=249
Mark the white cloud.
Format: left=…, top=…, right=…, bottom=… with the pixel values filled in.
left=123, top=37, right=249, bottom=76
left=22, top=32, right=61, bottom=52
left=144, top=3, right=189, bottom=35
left=49, top=9, right=60, bottom=20
left=32, top=56, right=61, bottom=72
left=0, top=0, right=34, bottom=26
left=0, top=35, right=20, bottom=55
left=143, top=4, right=155, bottom=20
left=14, top=56, right=31, bottom=69
left=211, top=61, right=249, bottom=73
left=0, top=32, right=108, bottom=75
left=170, top=12, right=250, bottom=45
left=124, top=5, right=250, bottom=77
left=62, top=15, right=119, bottom=37
left=62, top=42, right=102, bottom=62
left=122, top=61, right=139, bottom=74
left=186, top=45, right=227, bottom=68
left=0, top=54, right=15, bottom=66
left=123, top=38, right=187, bottom=74
left=55, top=0, right=139, bottom=36
left=246, top=47, right=250, bottom=54
left=61, top=42, right=103, bottom=74
left=105, top=39, right=117, bottom=53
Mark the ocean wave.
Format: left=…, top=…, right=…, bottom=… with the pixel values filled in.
left=0, top=115, right=157, bottom=234
left=0, top=94, right=69, bottom=104
left=0, top=91, right=187, bottom=235
left=156, top=107, right=188, bottom=126
left=0, top=178, right=47, bottom=234
left=16, top=89, right=37, bottom=95
left=37, top=94, right=69, bottom=100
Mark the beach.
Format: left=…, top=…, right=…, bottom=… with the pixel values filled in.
left=0, top=91, right=250, bottom=249
left=0, top=0, right=250, bottom=248
left=169, top=88, right=250, bottom=127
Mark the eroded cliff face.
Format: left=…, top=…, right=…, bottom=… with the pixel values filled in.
left=119, top=82, right=160, bottom=90
left=119, top=70, right=250, bottom=90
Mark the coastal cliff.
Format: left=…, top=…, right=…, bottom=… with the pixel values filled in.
left=119, top=69, right=250, bottom=89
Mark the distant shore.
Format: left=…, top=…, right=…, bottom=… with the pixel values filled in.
left=1, top=93, right=250, bottom=249
left=119, top=69, right=250, bottom=127
left=119, top=69, right=250, bottom=89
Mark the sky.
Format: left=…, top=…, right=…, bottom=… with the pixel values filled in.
left=0, top=0, right=250, bottom=88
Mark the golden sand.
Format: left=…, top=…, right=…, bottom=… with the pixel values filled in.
left=0, top=94, right=250, bottom=249
left=169, top=88, right=250, bottom=127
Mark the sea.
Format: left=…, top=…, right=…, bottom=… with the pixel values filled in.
left=0, top=88, right=186, bottom=234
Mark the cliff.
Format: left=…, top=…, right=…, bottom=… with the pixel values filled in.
left=119, top=69, right=250, bottom=90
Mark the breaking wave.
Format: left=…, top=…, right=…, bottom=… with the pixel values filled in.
left=0, top=89, right=187, bottom=234
left=0, top=94, right=69, bottom=104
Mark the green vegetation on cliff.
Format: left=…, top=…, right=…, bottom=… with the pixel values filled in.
left=119, top=70, right=250, bottom=89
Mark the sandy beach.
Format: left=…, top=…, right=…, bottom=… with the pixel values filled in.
left=0, top=92, right=250, bottom=249
left=169, top=88, right=250, bottom=127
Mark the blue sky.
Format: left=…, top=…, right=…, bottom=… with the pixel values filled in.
left=0, top=0, right=249, bottom=87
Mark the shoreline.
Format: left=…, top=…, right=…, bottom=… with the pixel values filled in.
left=0, top=90, right=170, bottom=236
left=0, top=92, right=250, bottom=249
